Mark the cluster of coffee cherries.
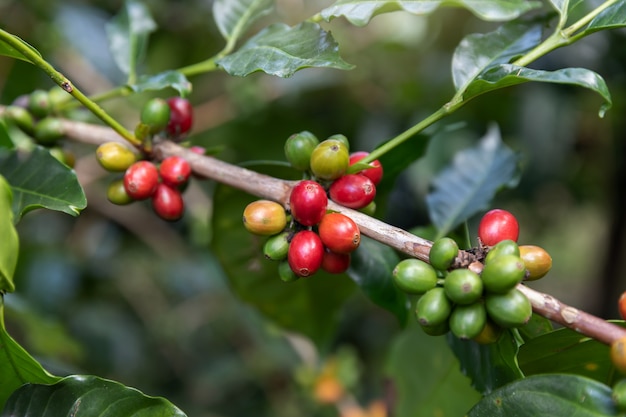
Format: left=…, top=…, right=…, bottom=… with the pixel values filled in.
left=393, top=209, right=553, bottom=343
left=242, top=131, right=384, bottom=281
left=96, top=97, right=194, bottom=221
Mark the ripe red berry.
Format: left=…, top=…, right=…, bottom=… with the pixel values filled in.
left=288, top=230, right=324, bottom=277
left=152, top=183, right=184, bottom=221
left=329, top=174, right=376, bottom=209
left=349, top=151, right=383, bottom=185
left=318, top=212, right=360, bottom=254
left=478, top=209, right=520, bottom=246
left=619, top=291, right=626, bottom=320
left=321, top=249, right=351, bottom=274
left=159, top=156, right=191, bottom=187
left=123, top=161, right=159, bottom=200
left=289, top=180, right=328, bottom=226
left=166, top=97, right=193, bottom=138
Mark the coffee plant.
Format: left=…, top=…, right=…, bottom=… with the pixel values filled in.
left=1, top=0, right=626, bottom=416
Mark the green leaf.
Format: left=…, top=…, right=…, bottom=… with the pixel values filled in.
left=216, top=22, right=355, bottom=78
left=447, top=331, right=524, bottom=394
left=583, top=0, right=626, bottom=35
left=518, top=323, right=624, bottom=386
left=320, top=0, right=539, bottom=26
left=347, top=236, right=409, bottom=326
left=468, top=374, right=617, bottom=416
left=517, top=313, right=553, bottom=342
left=0, top=177, right=17, bottom=293
left=0, top=299, right=59, bottom=411
left=0, top=120, right=13, bottom=150
left=452, top=21, right=542, bottom=92
left=425, top=124, right=521, bottom=237
left=0, top=30, right=41, bottom=63
left=463, top=64, right=612, bottom=117
left=213, top=0, right=274, bottom=43
left=377, top=133, right=431, bottom=188
left=385, top=323, right=481, bottom=417
left=105, top=0, right=156, bottom=82
left=131, top=70, right=192, bottom=97
left=0, top=146, right=87, bottom=223
left=1, top=375, right=187, bottom=417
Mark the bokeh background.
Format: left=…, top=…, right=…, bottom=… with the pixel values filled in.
left=1, top=0, right=626, bottom=416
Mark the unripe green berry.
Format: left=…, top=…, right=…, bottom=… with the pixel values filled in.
left=429, top=237, right=459, bottom=271
left=392, top=259, right=437, bottom=295
left=310, top=139, right=349, bottom=180
left=107, top=178, right=134, bottom=205
left=96, top=142, right=139, bottom=172
left=449, top=302, right=487, bottom=340
left=613, top=379, right=626, bottom=412
left=4, top=105, right=34, bottom=133
left=263, top=231, right=291, bottom=261
left=485, top=239, right=520, bottom=264
left=481, top=254, right=525, bottom=293
left=326, top=134, right=349, bottom=151
left=141, top=98, right=171, bottom=133
left=485, top=289, right=532, bottom=328
left=284, top=131, right=319, bottom=171
left=415, top=287, right=452, bottom=327
left=278, top=260, right=299, bottom=282
left=444, top=268, right=483, bottom=305
left=34, top=117, right=64, bottom=145
left=420, top=321, right=450, bottom=336
left=28, top=89, right=51, bottom=118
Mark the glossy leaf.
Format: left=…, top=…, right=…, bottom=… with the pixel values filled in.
left=517, top=313, right=553, bottom=342
left=377, top=133, right=430, bottom=188
left=583, top=0, right=626, bottom=35
left=105, top=0, right=156, bottom=81
left=0, top=29, right=41, bottom=63
left=452, top=22, right=542, bottom=92
left=426, top=125, right=521, bottom=237
left=213, top=0, right=273, bottom=42
left=131, top=71, right=192, bottom=97
left=347, top=236, right=409, bottom=326
left=463, top=64, right=612, bottom=117
left=0, top=177, right=18, bottom=293
left=0, top=120, right=13, bottom=149
left=447, top=331, right=524, bottom=394
left=216, top=22, right=354, bottom=78
left=386, top=323, right=481, bottom=417
left=0, top=147, right=87, bottom=223
left=468, top=374, right=616, bottom=416
left=320, top=0, right=539, bottom=26
left=1, top=375, right=187, bottom=417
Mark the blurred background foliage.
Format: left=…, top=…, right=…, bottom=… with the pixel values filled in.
left=1, top=0, right=626, bottom=416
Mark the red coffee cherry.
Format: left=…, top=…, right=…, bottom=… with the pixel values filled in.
left=288, top=230, right=324, bottom=277
left=166, top=97, right=193, bottom=138
left=152, top=183, right=184, bottom=221
left=159, top=156, right=191, bottom=187
left=478, top=209, right=520, bottom=246
left=321, top=249, right=351, bottom=274
left=289, top=180, right=328, bottom=226
left=619, top=291, right=626, bottom=321
left=329, top=174, right=376, bottom=209
left=318, top=212, right=360, bottom=254
left=349, top=151, right=383, bottom=185
left=123, top=161, right=159, bottom=200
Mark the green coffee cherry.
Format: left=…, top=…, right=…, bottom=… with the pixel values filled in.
left=485, top=289, right=532, bottom=328
left=107, top=178, right=134, bottom=205
left=358, top=201, right=376, bottom=216
left=96, top=142, right=139, bottom=172
left=141, top=98, right=171, bottom=133
left=284, top=131, right=319, bottom=171
left=485, top=239, right=520, bottom=264
left=472, top=319, right=503, bottom=345
left=449, top=302, right=487, bottom=340
left=415, top=287, right=452, bottom=327
left=28, top=89, right=51, bottom=118
left=310, top=139, right=349, bottom=180
left=34, top=117, right=64, bottom=145
left=481, top=254, right=526, bottom=293
left=4, top=105, right=34, bottom=133
left=429, top=237, right=459, bottom=271
left=420, top=320, right=450, bottom=336
left=263, top=231, right=291, bottom=261
left=612, top=378, right=626, bottom=412
left=443, top=268, right=483, bottom=305
left=326, top=134, right=349, bottom=151
left=392, top=259, right=438, bottom=295
left=278, top=260, right=299, bottom=283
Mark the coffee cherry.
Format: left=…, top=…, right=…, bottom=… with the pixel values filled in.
left=141, top=98, right=171, bottom=133
left=349, top=151, right=383, bottom=185
left=420, top=321, right=450, bottom=336
left=310, top=139, right=350, bottom=180
left=34, top=117, right=64, bottom=145
left=485, top=289, right=532, bottom=328
left=123, top=161, right=159, bottom=200
left=4, top=105, right=34, bottom=133
left=49, top=146, right=75, bottom=168
left=444, top=269, right=483, bottom=305
left=478, top=209, right=519, bottom=246
left=480, top=254, right=525, bottom=293
left=159, top=156, right=191, bottom=187
left=263, top=231, right=291, bottom=261
left=472, top=319, right=503, bottom=345
left=329, top=174, right=376, bottom=209
left=289, top=180, right=328, bottom=226
left=612, top=337, right=626, bottom=374
left=166, top=97, right=193, bottom=138
left=519, top=245, right=552, bottom=281
left=392, top=259, right=438, bottom=295
left=327, top=134, right=350, bottom=151
left=449, top=302, right=487, bottom=340
left=106, top=178, right=133, bottom=205
left=243, top=200, right=287, bottom=235
left=613, top=378, right=626, bottom=412
left=485, top=239, right=520, bottom=264
left=152, top=183, right=184, bottom=221
left=619, top=292, right=626, bottom=321
left=284, top=131, right=319, bottom=171
left=96, top=142, right=138, bottom=172
left=321, top=249, right=351, bottom=274
left=28, top=89, right=51, bottom=118
left=429, top=237, right=459, bottom=271
left=318, top=212, right=360, bottom=254
left=278, top=260, right=299, bottom=282
left=415, top=287, right=452, bottom=327
left=288, top=230, right=324, bottom=277
left=359, top=201, right=376, bottom=216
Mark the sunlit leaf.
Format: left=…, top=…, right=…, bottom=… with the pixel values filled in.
left=0, top=30, right=41, bottom=63
left=0, top=177, right=18, bottom=293
left=386, top=323, right=481, bottom=417
left=105, top=0, right=156, bottom=82
left=468, top=374, right=616, bottom=416
left=426, top=125, right=521, bottom=237
left=213, top=0, right=273, bottom=42
left=216, top=22, right=354, bottom=77
left=583, top=0, right=626, bottom=35
left=131, top=70, right=192, bottom=97
left=0, top=146, right=87, bottom=223
left=348, top=236, right=409, bottom=325
left=1, top=375, right=187, bottom=417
